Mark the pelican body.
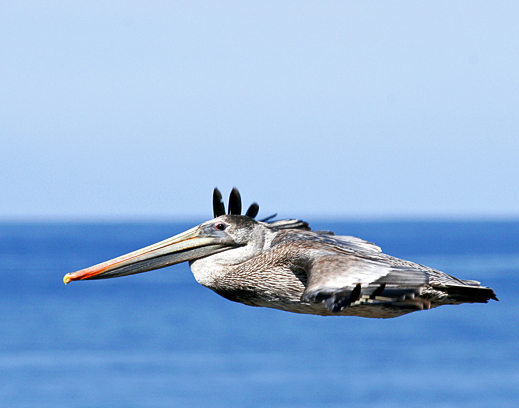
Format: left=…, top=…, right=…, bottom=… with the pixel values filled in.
left=64, top=188, right=497, bottom=318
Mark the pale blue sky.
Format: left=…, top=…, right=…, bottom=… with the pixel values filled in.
left=1, top=1, right=518, bottom=220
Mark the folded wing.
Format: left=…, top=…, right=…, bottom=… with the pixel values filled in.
left=302, top=251, right=430, bottom=312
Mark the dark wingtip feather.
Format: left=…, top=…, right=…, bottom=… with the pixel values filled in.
left=228, top=187, right=242, bottom=215
left=267, top=219, right=311, bottom=230
left=439, top=285, right=499, bottom=303
left=245, top=202, right=259, bottom=218
left=304, top=284, right=363, bottom=313
left=213, top=188, right=226, bottom=218
left=259, top=213, right=278, bottom=222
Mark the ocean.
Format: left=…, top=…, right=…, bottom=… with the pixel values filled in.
left=1, top=220, right=518, bottom=407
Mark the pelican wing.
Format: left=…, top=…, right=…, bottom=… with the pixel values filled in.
left=270, top=230, right=430, bottom=313
left=301, top=247, right=429, bottom=313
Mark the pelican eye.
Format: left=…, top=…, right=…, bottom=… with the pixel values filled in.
left=215, top=223, right=226, bottom=231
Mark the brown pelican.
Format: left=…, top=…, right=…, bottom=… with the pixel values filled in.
left=64, top=188, right=498, bottom=318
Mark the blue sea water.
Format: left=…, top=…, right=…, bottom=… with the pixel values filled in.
left=1, top=220, right=518, bottom=408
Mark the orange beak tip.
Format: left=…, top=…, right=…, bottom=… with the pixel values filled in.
left=63, top=273, right=72, bottom=285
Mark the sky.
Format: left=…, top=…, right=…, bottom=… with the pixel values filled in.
left=1, top=1, right=518, bottom=221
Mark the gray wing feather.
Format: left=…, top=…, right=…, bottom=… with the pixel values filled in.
left=267, top=219, right=311, bottom=230
left=332, top=235, right=382, bottom=253
left=271, top=229, right=496, bottom=313
left=302, top=253, right=429, bottom=313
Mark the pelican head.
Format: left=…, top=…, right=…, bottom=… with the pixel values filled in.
left=63, top=194, right=269, bottom=284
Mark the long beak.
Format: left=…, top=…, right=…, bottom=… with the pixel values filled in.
left=63, top=225, right=231, bottom=284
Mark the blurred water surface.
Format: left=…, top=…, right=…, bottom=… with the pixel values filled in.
left=1, top=221, right=518, bottom=408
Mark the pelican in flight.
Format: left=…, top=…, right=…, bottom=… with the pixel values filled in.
left=64, top=188, right=497, bottom=318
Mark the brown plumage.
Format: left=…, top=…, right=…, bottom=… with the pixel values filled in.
left=64, top=188, right=498, bottom=319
